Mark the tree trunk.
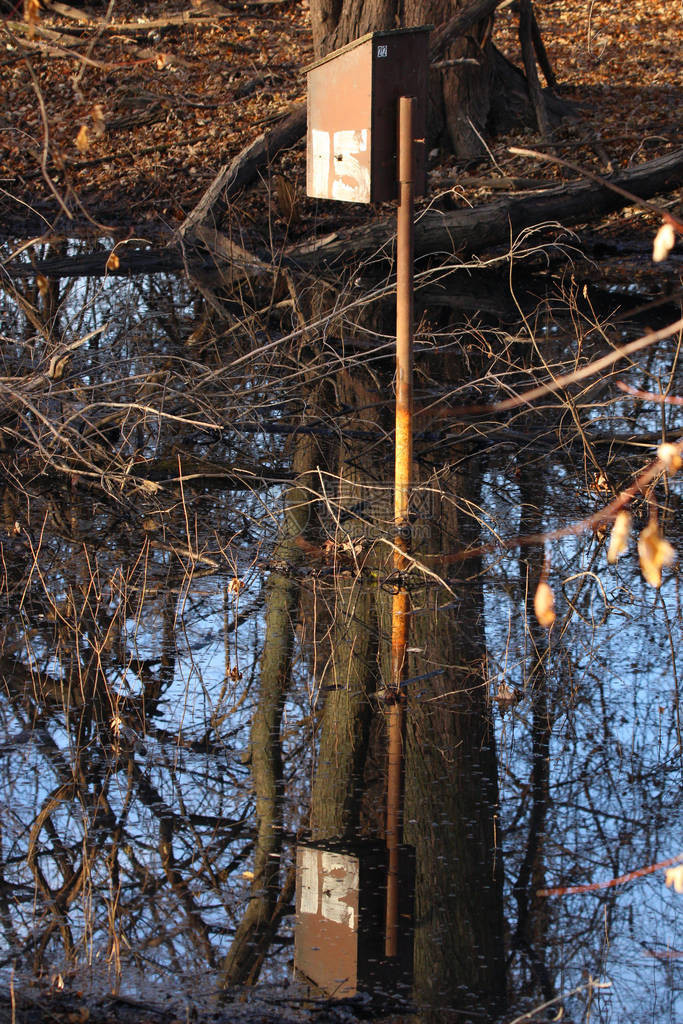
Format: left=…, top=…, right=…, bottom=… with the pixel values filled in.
left=309, top=0, right=560, bottom=160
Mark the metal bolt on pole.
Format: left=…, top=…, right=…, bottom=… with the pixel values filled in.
left=385, top=94, right=415, bottom=961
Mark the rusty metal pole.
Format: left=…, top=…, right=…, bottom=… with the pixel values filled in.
left=385, top=95, right=415, bottom=960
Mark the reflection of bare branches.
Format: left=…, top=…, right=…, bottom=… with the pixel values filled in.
left=431, top=317, right=683, bottom=417
left=616, top=380, right=683, bottom=405
left=427, top=436, right=682, bottom=567
left=508, top=977, right=612, bottom=1024
left=1, top=182, right=681, bottom=1013
left=538, top=852, right=683, bottom=897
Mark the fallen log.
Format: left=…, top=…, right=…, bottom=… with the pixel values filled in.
left=289, top=147, right=683, bottom=266
left=5, top=247, right=188, bottom=279
left=8, top=149, right=682, bottom=280
left=45, top=2, right=285, bottom=35
left=4, top=241, right=276, bottom=295
left=179, top=101, right=307, bottom=237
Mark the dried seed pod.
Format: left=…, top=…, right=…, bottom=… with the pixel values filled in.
left=652, top=220, right=676, bottom=263
left=638, top=518, right=676, bottom=588
left=607, top=510, right=632, bottom=564
left=534, top=580, right=556, bottom=628
left=657, top=442, right=683, bottom=475
left=665, top=865, right=683, bottom=893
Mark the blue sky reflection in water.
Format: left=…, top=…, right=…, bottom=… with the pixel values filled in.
left=0, top=248, right=680, bottom=1022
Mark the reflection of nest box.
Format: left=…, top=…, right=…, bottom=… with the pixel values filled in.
left=305, top=28, right=431, bottom=204
left=294, top=840, right=414, bottom=999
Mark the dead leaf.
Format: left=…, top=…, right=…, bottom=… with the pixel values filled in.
left=638, top=517, right=676, bottom=588
left=75, top=124, right=89, bottom=154
left=591, top=469, right=609, bottom=494
left=36, top=273, right=49, bottom=297
left=227, top=577, right=244, bottom=595
left=494, top=681, right=520, bottom=708
left=341, top=536, right=366, bottom=558
left=66, top=1008, right=89, bottom=1024
left=273, top=173, right=299, bottom=224
left=91, top=103, right=106, bottom=138
left=657, top=442, right=682, bottom=475
left=138, top=479, right=162, bottom=494
left=607, top=510, right=632, bottom=564
left=534, top=580, right=556, bottom=628
left=106, top=251, right=120, bottom=271
left=652, top=220, right=676, bottom=263
left=24, top=0, right=41, bottom=29
left=321, top=538, right=337, bottom=561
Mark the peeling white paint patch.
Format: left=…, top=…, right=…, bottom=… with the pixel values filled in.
left=310, top=128, right=331, bottom=198
left=321, top=852, right=358, bottom=930
left=299, top=846, right=320, bottom=915
left=331, top=129, right=370, bottom=203
left=297, top=848, right=358, bottom=930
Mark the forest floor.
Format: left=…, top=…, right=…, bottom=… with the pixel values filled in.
left=0, top=0, right=680, bottom=248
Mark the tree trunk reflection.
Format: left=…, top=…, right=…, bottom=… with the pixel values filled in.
left=221, top=431, right=322, bottom=986
left=402, top=454, right=506, bottom=1020
left=306, top=352, right=507, bottom=1016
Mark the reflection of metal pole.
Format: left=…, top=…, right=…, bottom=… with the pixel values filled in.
left=386, top=95, right=415, bottom=960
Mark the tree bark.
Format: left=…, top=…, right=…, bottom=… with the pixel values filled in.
left=519, top=0, right=549, bottom=139
left=309, top=0, right=562, bottom=159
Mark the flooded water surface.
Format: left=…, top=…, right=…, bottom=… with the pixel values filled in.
left=0, top=236, right=681, bottom=1022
